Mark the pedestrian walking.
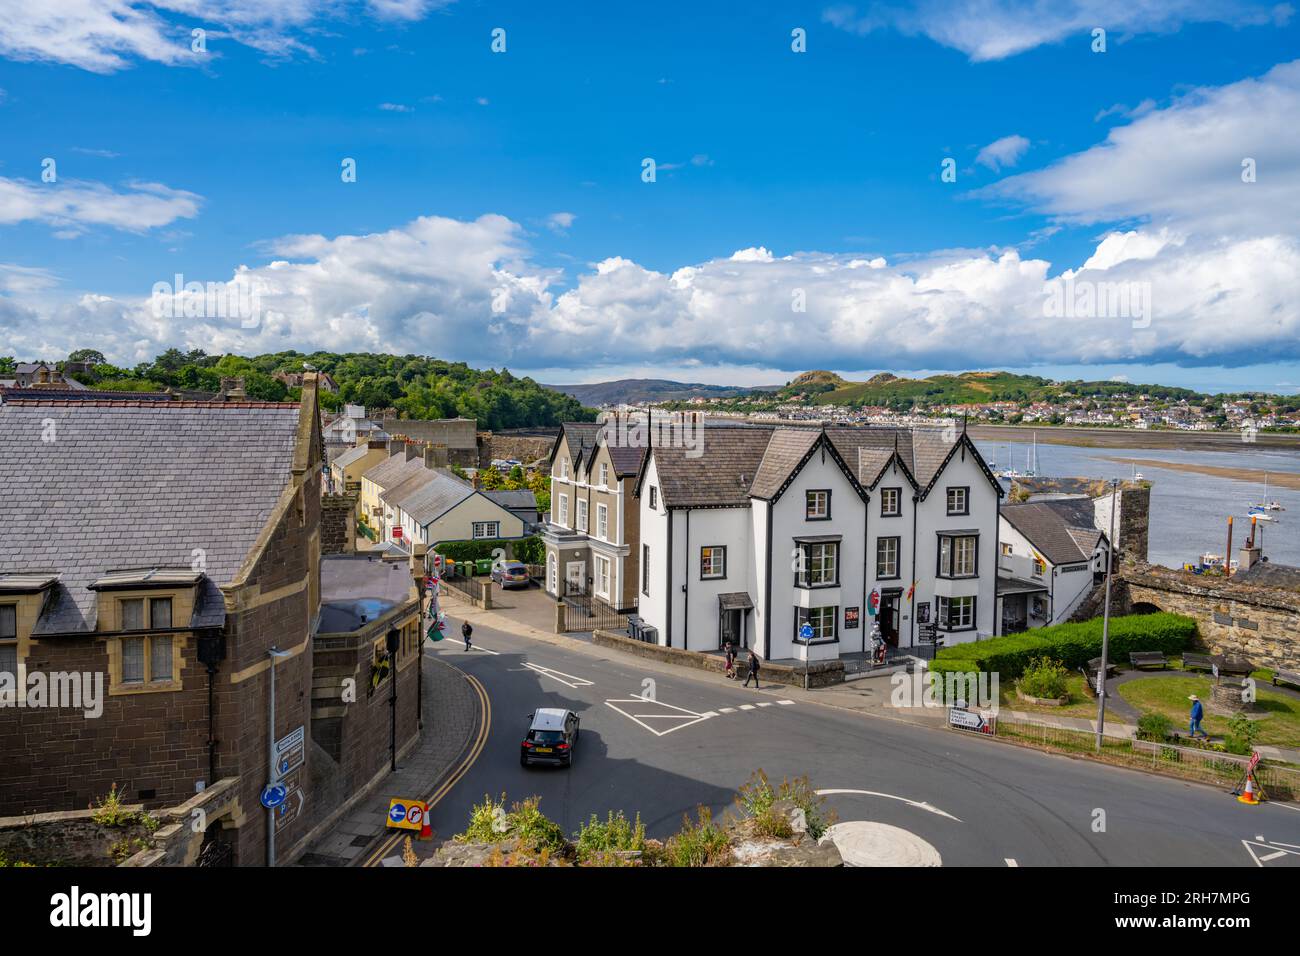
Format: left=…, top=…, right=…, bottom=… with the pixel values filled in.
left=723, top=641, right=736, bottom=680
left=462, top=620, right=473, bottom=651
left=1188, top=694, right=1208, bottom=739
left=743, top=649, right=761, bottom=689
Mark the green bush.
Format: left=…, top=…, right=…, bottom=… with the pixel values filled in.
left=1017, top=657, right=1069, bottom=699
left=574, top=811, right=645, bottom=863
left=931, top=613, right=1196, bottom=680
left=1136, top=712, right=1173, bottom=742
left=664, top=807, right=730, bottom=867
left=456, top=794, right=565, bottom=853
left=435, top=535, right=542, bottom=566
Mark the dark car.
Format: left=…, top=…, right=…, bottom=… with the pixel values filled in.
left=491, top=560, right=531, bottom=589
left=520, top=708, right=579, bottom=767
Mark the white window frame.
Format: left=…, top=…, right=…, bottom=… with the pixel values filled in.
left=700, top=546, right=726, bottom=580
left=558, top=493, right=569, bottom=527
left=472, top=521, right=500, bottom=540
left=596, top=503, right=608, bottom=541
left=576, top=498, right=588, bottom=532
left=599, top=462, right=609, bottom=487
left=594, top=555, right=611, bottom=600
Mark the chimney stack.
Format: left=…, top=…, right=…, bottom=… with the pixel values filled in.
left=424, top=443, right=448, bottom=469
left=405, top=443, right=420, bottom=462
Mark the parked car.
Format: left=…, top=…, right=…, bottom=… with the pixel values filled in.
left=491, top=560, right=531, bottom=589
left=520, top=708, right=579, bottom=767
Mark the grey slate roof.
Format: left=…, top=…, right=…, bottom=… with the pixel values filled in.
left=1232, top=561, right=1300, bottom=591
left=1002, top=503, right=1096, bottom=566
left=648, top=426, right=775, bottom=507
left=750, top=429, right=820, bottom=500
left=333, top=442, right=378, bottom=469
left=385, top=469, right=476, bottom=526
left=0, top=400, right=302, bottom=634
left=362, top=451, right=422, bottom=489
left=484, top=489, right=537, bottom=511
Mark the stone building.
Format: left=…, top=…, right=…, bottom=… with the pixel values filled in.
left=0, top=374, right=422, bottom=866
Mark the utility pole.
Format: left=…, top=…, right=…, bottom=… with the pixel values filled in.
left=1094, top=479, right=1119, bottom=751
left=387, top=627, right=401, bottom=772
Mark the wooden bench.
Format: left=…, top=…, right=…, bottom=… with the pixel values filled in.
left=1080, top=658, right=1114, bottom=697
left=1182, top=652, right=1215, bottom=673
left=1219, top=656, right=1256, bottom=677
left=1129, top=651, right=1168, bottom=670
left=1271, top=669, right=1300, bottom=691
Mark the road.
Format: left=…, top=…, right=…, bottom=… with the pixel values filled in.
left=403, top=607, right=1300, bottom=867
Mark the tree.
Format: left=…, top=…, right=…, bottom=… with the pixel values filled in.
left=67, top=349, right=106, bottom=366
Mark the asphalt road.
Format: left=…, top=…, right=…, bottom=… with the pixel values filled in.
left=413, top=610, right=1300, bottom=867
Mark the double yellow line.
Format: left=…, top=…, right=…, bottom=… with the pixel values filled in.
left=362, top=671, right=492, bottom=867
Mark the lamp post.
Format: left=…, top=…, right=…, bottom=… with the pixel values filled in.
left=265, top=646, right=291, bottom=868
left=1094, top=479, right=1119, bottom=752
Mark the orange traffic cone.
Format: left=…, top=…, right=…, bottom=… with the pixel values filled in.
left=419, top=801, right=433, bottom=840
left=1237, top=773, right=1260, bottom=805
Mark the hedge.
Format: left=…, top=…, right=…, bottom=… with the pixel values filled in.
left=434, top=535, right=543, bottom=565
left=929, top=613, right=1197, bottom=679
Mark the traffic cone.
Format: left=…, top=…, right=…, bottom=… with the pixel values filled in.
left=419, top=802, right=433, bottom=840
left=1237, top=773, right=1260, bottom=805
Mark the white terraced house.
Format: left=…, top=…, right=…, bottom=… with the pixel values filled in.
left=633, top=423, right=1002, bottom=663
left=996, top=501, right=1110, bottom=633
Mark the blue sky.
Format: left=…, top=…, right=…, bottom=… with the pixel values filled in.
left=1, top=1, right=1298, bottom=393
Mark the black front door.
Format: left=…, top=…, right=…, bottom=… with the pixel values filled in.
left=879, top=592, right=900, bottom=646
left=720, top=608, right=741, bottom=649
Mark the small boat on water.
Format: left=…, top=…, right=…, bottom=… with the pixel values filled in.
left=1185, top=553, right=1238, bottom=574
left=1266, top=501, right=1285, bottom=511
left=1247, top=506, right=1276, bottom=522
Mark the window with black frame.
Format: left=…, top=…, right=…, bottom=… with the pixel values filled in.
left=796, top=605, right=837, bottom=643
left=938, top=533, right=978, bottom=578
left=796, top=541, right=838, bottom=587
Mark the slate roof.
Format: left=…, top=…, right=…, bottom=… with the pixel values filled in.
left=750, top=429, right=820, bottom=500
left=1232, top=561, right=1300, bottom=591
left=484, top=489, right=538, bottom=512
left=0, top=400, right=303, bottom=634
left=2, top=387, right=172, bottom=403
left=384, top=469, right=476, bottom=526
left=361, top=451, right=421, bottom=489
left=554, top=422, right=602, bottom=468
left=606, top=443, right=645, bottom=477
left=333, top=442, right=380, bottom=470
left=1002, top=503, right=1099, bottom=566
left=646, top=426, right=775, bottom=507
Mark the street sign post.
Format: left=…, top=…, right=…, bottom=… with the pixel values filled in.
left=260, top=782, right=288, bottom=810
left=387, top=798, right=428, bottom=833
left=274, top=725, right=306, bottom=778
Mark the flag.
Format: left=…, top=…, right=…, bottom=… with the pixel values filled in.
left=906, top=580, right=917, bottom=601
left=427, top=620, right=444, bottom=642
left=1248, top=751, right=1260, bottom=773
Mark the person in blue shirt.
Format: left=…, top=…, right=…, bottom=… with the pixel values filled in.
left=1188, top=694, right=1208, bottom=739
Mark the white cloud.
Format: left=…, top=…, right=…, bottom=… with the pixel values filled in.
left=0, top=176, right=201, bottom=233
left=378, top=102, right=413, bottom=112
left=822, top=1, right=1292, bottom=61
left=545, top=212, right=576, bottom=234
left=0, top=1, right=458, bottom=73
left=975, top=135, right=1030, bottom=171
left=981, top=59, right=1300, bottom=235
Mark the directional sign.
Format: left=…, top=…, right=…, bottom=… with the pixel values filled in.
left=275, top=772, right=305, bottom=833
left=948, top=708, right=992, bottom=733
left=260, top=782, right=288, bottom=810
left=387, top=798, right=428, bottom=831
left=274, top=725, right=306, bottom=777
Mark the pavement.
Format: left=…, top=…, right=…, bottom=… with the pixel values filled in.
left=407, top=586, right=1300, bottom=867
left=296, top=655, right=484, bottom=866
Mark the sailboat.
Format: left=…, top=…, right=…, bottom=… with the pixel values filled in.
left=1248, top=473, right=1282, bottom=520
left=999, top=443, right=1022, bottom=480
left=1023, top=433, right=1038, bottom=478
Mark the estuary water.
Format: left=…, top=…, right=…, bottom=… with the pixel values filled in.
left=983, top=438, right=1300, bottom=569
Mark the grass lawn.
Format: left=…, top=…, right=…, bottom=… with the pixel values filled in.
left=1117, top=676, right=1300, bottom=748
left=1000, top=673, right=1099, bottom=719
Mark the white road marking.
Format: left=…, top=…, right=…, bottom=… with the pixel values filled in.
left=605, top=698, right=713, bottom=737
left=1242, top=839, right=1300, bottom=867
left=817, top=788, right=963, bottom=823
left=739, top=704, right=756, bottom=711
left=777, top=699, right=795, bottom=705
left=718, top=707, right=736, bottom=714
left=1005, top=858, right=1018, bottom=867
left=757, top=702, right=773, bottom=707
left=523, top=662, right=593, bottom=688
left=701, top=711, right=718, bottom=718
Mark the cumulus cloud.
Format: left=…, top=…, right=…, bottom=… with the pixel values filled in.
left=822, top=0, right=1292, bottom=61
left=975, top=135, right=1030, bottom=171
left=545, top=212, right=576, bottom=234
left=980, top=59, right=1300, bottom=235
left=0, top=176, right=201, bottom=234
left=0, top=0, right=458, bottom=72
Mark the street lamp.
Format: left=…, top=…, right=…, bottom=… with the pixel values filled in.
left=1094, top=479, right=1119, bottom=751
left=265, top=646, right=291, bottom=868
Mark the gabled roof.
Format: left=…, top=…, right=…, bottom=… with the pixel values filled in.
left=1002, top=503, right=1103, bottom=566
left=484, top=489, right=538, bottom=512
left=362, top=451, right=422, bottom=489
left=333, top=442, right=382, bottom=470
left=0, top=399, right=304, bottom=633
left=385, top=469, right=476, bottom=527
left=638, top=426, right=773, bottom=508
left=749, top=429, right=820, bottom=500
left=549, top=422, right=602, bottom=468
